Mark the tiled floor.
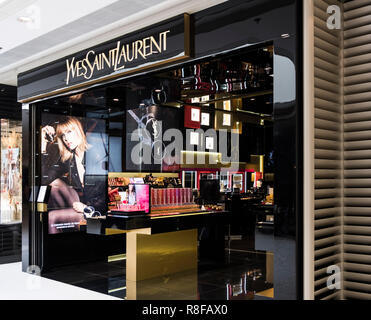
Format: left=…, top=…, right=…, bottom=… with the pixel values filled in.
left=42, top=248, right=274, bottom=300
left=0, top=262, right=120, bottom=300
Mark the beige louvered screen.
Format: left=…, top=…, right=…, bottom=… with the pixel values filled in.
left=343, top=0, right=371, bottom=300
left=304, top=0, right=343, bottom=300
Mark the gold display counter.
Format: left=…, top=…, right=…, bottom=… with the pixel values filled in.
left=88, top=210, right=230, bottom=299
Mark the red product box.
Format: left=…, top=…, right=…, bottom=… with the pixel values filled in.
left=171, top=188, right=175, bottom=205
left=169, top=189, right=173, bottom=205
left=158, top=189, right=163, bottom=206
left=175, top=189, right=180, bottom=205
left=178, top=189, right=182, bottom=205
left=168, top=189, right=173, bottom=205
left=164, top=189, right=168, bottom=205
left=187, top=188, right=192, bottom=203
left=151, top=188, right=156, bottom=206
left=164, top=189, right=168, bottom=206
left=155, top=188, right=159, bottom=206
left=163, top=189, right=168, bottom=205
left=181, top=188, right=185, bottom=205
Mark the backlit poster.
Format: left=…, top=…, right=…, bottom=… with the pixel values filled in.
left=41, top=114, right=108, bottom=234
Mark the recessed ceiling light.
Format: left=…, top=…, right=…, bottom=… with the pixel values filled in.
left=17, top=16, right=33, bottom=23
left=281, top=33, right=290, bottom=39
left=113, top=98, right=119, bottom=102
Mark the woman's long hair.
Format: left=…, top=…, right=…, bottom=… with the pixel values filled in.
left=56, top=117, right=89, bottom=162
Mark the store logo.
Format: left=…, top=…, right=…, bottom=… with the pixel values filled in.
left=65, top=30, right=170, bottom=85
left=327, top=265, right=341, bottom=290
left=327, top=5, right=341, bottom=30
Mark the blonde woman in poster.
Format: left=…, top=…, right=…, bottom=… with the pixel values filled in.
left=41, top=116, right=107, bottom=234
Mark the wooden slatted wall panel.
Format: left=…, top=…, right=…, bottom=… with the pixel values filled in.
left=343, top=0, right=371, bottom=300
left=313, top=0, right=343, bottom=300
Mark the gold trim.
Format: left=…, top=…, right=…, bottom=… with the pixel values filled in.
left=150, top=210, right=216, bottom=220
left=37, top=203, right=47, bottom=212
left=109, top=172, right=179, bottom=178
left=184, top=13, right=191, bottom=57
left=108, top=286, right=126, bottom=294
left=19, top=14, right=192, bottom=104
left=105, top=227, right=152, bottom=235
left=105, top=228, right=126, bottom=235
left=256, top=288, right=274, bottom=299
left=108, top=254, right=126, bottom=263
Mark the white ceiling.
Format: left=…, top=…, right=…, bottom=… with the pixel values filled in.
left=0, top=0, right=227, bottom=86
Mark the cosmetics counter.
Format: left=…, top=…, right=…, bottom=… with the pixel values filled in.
left=83, top=167, right=274, bottom=282
left=86, top=172, right=229, bottom=282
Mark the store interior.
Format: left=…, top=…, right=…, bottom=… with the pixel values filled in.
left=0, top=83, right=22, bottom=265
left=33, top=43, right=277, bottom=300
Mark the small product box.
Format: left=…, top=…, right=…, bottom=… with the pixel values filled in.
left=187, top=188, right=192, bottom=203
left=151, top=188, right=157, bottom=206
left=180, top=188, right=185, bottom=205
left=170, top=188, right=176, bottom=205
left=158, top=189, right=163, bottom=206
left=175, top=188, right=180, bottom=206
left=164, top=189, right=168, bottom=206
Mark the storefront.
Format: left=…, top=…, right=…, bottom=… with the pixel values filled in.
left=0, top=85, right=22, bottom=265
left=18, top=0, right=302, bottom=300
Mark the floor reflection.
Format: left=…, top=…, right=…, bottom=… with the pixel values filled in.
left=43, top=250, right=274, bottom=300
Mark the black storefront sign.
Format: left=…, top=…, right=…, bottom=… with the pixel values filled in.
left=18, top=13, right=191, bottom=102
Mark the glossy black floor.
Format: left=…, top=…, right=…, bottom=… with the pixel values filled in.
left=42, top=241, right=274, bottom=300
